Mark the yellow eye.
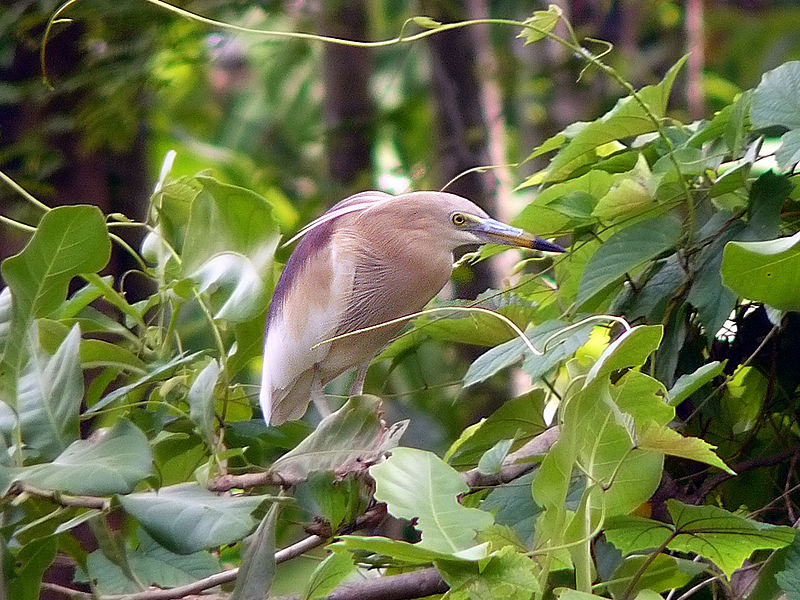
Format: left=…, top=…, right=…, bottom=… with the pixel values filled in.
left=451, top=212, right=467, bottom=227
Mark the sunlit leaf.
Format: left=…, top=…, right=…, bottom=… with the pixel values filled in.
left=370, top=447, right=493, bottom=555
left=544, top=57, right=686, bottom=182
left=586, top=325, right=663, bottom=384
left=721, top=231, right=800, bottom=311
left=331, top=535, right=488, bottom=565
left=605, top=500, right=796, bottom=577
left=637, top=422, right=734, bottom=474
left=519, top=5, right=561, bottom=44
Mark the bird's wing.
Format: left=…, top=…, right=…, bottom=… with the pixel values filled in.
left=260, top=237, right=355, bottom=425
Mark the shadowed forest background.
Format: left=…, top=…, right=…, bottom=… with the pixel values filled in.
left=4, top=1, right=800, bottom=599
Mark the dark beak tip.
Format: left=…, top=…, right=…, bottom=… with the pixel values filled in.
left=533, top=238, right=567, bottom=253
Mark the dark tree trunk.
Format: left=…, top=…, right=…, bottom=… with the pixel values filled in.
left=422, top=1, right=499, bottom=300
left=320, top=0, right=375, bottom=190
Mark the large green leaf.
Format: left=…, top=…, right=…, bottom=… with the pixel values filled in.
left=566, top=379, right=662, bottom=516
left=231, top=503, right=278, bottom=600
left=11, top=323, right=83, bottom=460
left=576, top=215, right=682, bottom=309
left=605, top=500, right=796, bottom=577
left=444, top=391, right=547, bottom=469
left=82, top=528, right=221, bottom=595
left=721, top=231, right=800, bottom=311
left=16, top=418, right=153, bottom=495
left=370, top=447, right=493, bottom=556
left=1, top=205, right=110, bottom=396
left=436, top=546, right=540, bottom=600
left=751, top=61, right=800, bottom=129
left=182, top=176, right=279, bottom=273
left=543, top=57, right=686, bottom=182
left=776, top=535, right=800, bottom=600
left=118, top=484, right=270, bottom=554
left=270, top=395, right=406, bottom=482
left=610, top=371, right=674, bottom=427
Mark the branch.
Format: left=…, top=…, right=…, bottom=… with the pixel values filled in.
left=12, top=483, right=109, bottom=510
left=42, top=533, right=328, bottom=600
left=210, top=426, right=561, bottom=493
left=693, top=444, right=800, bottom=502
left=463, top=426, right=560, bottom=488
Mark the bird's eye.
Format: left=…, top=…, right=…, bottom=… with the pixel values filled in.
left=451, top=212, right=467, bottom=227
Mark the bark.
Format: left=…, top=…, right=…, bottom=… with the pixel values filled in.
left=422, top=0, right=499, bottom=298
left=320, top=0, right=375, bottom=189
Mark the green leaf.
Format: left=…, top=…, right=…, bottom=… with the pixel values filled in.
left=13, top=323, right=83, bottom=460
left=586, top=325, right=663, bottom=384
left=1, top=205, right=110, bottom=394
left=17, top=419, right=153, bottom=495
left=370, top=447, right=493, bottom=556
left=190, top=252, right=270, bottom=323
left=722, top=366, right=767, bottom=434
left=514, top=170, right=614, bottom=236
left=610, top=371, right=674, bottom=427
left=9, top=537, right=57, bottom=600
left=270, top=395, right=407, bottom=483
left=519, top=5, right=561, bottom=43
left=775, top=129, right=800, bottom=169
left=592, top=155, right=654, bottom=220
left=87, top=351, right=203, bottom=413
left=607, top=554, right=705, bottom=599
left=231, top=503, right=278, bottom=600
left=545, top=57, right=686, bottom=182
left=477, top=439, right=514, bottom=475
left=331, top=535, right=487, bottom=565
left=637, top=422, right=735, bottom=474
left=445, top=391, right=547, bottom=469
left=302, top=551, right=356, bottom=600
left=118, top=484, right=270, bottom=554
left=577, top=215, right=682, bottom=309
left=667, top=361, right=724, bottom=406
left=188, top=360, right=220, bottom=447
left=482, top=472, right=542, bottom=548
left=436, top=546, right=540, bottom=600
left=606, top=500, right=796, bottom=577
left=776, top=535, right=800, bottom=600
left=182, top=176, right=279, bottom=274
left=82, top=528, right=221, bottom=595
left=565, top=380, right=662, bottom=516
left=751, top=61, right=800, bottom=129
left=464, top=320, right=594, bottom=387
left=721, top=231, right=800, bottom=311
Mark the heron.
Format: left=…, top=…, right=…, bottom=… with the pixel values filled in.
left=260, top=190, right=565, bottom=425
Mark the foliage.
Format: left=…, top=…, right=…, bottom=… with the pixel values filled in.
left=1, top=4, right=800, bottom=600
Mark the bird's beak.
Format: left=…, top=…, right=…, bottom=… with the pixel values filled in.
left=474, top=218, right=566, bottom=253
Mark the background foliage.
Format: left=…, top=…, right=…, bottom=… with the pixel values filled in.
left=2, top=2, right=800, bottom=600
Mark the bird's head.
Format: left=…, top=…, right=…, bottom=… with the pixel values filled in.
left=405, top=192, right=566, bottom=254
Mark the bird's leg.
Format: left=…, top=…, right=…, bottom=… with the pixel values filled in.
left=349, top=362, right=369, bottom=396
left=310, top=370, right=331, bottom=418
